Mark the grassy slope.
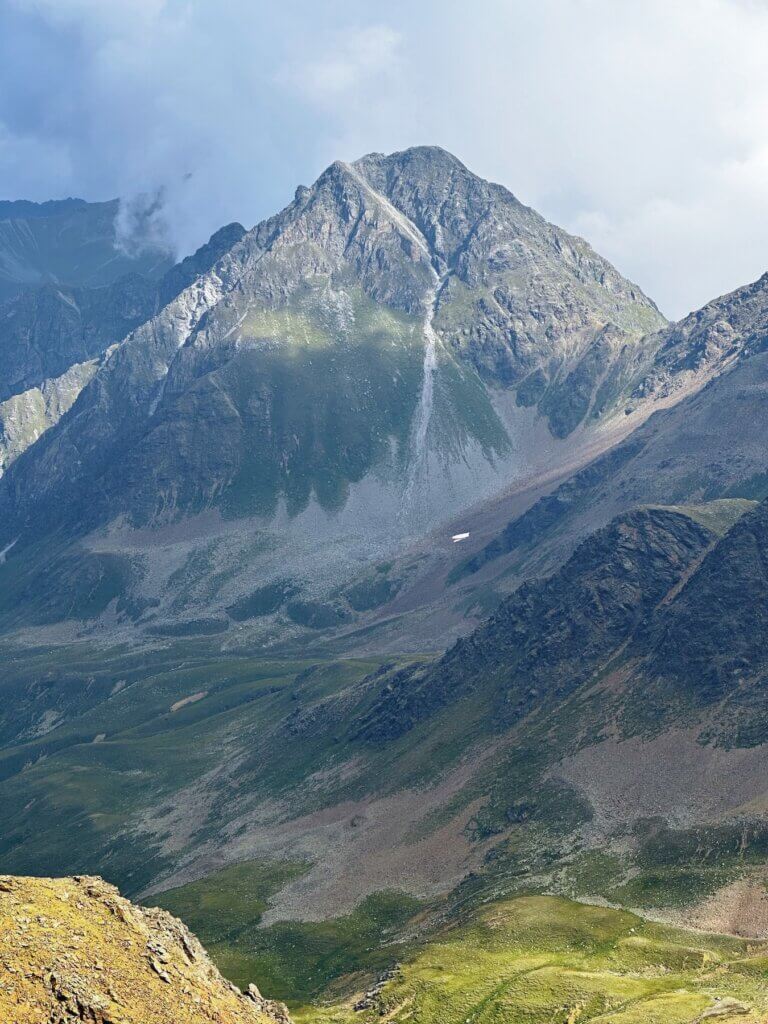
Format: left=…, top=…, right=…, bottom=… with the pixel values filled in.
left=153, top=860, right=422, bottom=1002
left=150, top=866, right=768, bottom=1021
left=301, top=895, right=768, bottom=1024
left=648, top=499, right=757, bottom=538
left=0, top=641, right=395, bottom=892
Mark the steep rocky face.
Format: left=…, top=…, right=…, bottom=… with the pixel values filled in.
left=627, top=269, right=768, bottom=407
left=357, top=148, right=666, bottom=436
left=156, top=222, right=246, bottom=308
left=0, top=147, right=670, bottom=635
left=626, top=497, right=768, bottom=738
left=0, top=275, right=156, bottom=402
left=354, top=507, right=716, bottom=741
left=0, top=197, right=174, bottom=303
left=0, top=222, right=246, bottom=404
left=0, top=359, right=99, bottom=474
left=0, top=222, right=245, bottom=475
left=0, top=874, right=289, bottom=1024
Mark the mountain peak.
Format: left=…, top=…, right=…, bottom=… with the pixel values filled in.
left=0, top=145, right=667, bottom=634
left=353, top=144, right=471, bottom=177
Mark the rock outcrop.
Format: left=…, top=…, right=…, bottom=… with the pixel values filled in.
left=0, top=874, right=290, bottom=1024
left=354, top=506, right=717, bottom=741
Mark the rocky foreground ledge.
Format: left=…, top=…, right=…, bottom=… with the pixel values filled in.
left=0, top=874, right=291, bottom=1024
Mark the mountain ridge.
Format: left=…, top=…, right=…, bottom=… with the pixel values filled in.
left=0, top=221, right=246, bottom=476
left=0, top=195, right=174, bottom=303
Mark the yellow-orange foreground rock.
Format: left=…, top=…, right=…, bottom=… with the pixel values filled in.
left=0, top=874, right=290, bottom=1024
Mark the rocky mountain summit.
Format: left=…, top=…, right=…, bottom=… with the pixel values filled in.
left=0, top=874, right=289, bottom=1024
left=0, top=148, right=664, bottom=526
left=0, top=147, right=681, bottom=638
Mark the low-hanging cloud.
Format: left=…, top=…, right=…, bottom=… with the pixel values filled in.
left=1, top=0, right=768, bottom=319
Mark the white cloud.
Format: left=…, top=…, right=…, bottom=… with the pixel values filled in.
left=281, top=25, right=401, bottom=106
left=1, top=0, right=768, bottom=317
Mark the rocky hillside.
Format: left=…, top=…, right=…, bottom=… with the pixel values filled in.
left=0, top=874, right=289, bottom=1024
left=360, top=495, right=768, bottom=750
left=0, top=147, right=674, bottom=639
left=353, top=506, right=718, bottom=741
left=350, top=495, right=768, bottom=865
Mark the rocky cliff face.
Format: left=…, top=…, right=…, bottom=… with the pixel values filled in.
left=0, top=874, right=289, bottom=1024
left=354, top=148, right=664, bottom=388
left=0, top=275, right=156, bottom=403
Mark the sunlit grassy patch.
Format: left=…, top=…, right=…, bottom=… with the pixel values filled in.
left=297, top=896, right=768, bottom=1024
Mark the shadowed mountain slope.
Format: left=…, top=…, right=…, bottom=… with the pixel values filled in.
left=0, top=197, right=173, bottom=302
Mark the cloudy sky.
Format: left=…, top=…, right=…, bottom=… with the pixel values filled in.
left=1, top=0, right=768, bottom=318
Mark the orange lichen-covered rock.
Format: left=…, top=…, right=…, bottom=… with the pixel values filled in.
left=0, top=874, right=291, bottom=1024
